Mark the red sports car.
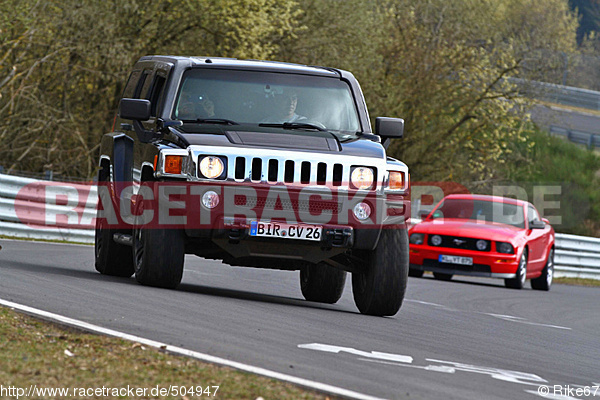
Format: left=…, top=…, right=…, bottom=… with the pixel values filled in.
left=409, top=194, right=555, bottom=290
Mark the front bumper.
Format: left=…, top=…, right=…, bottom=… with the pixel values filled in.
left=409, top=245, right=519, bottom=278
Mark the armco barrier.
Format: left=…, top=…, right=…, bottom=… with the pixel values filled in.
left=0, top=173, right=95, bottom=243
left=554, top=233, right=600, bottom=279
left=0, top=172, right=599, bottom=279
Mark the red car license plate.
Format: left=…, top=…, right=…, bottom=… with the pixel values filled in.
left=439, top=255, right=473, bottom=265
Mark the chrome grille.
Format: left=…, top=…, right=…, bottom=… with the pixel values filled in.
left=233, top=156, right=346, bottom=187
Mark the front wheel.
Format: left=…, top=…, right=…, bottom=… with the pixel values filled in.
left=352, top=228, right=409, bottom=316
left=133, top=226, right=185, bottom=289
left=505, top=250, right=527, bottom=289
left=132, top=194, right=185, bottom=289
left=531, top=248, right=554, bottom=291
left=300, top=262, right=346, bottom=304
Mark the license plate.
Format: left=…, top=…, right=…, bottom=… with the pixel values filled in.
left=249, top=221, right=322, bottom=241
left=439, top=255, right=473, bottom=265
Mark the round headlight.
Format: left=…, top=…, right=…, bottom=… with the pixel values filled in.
left=409, top=233, right=424, bottom=245
left=202, top=190, right=220, bottom=209
left=353, top=202, right=372, bottom=220
left=496, top=242, right=515, bottom=254
left=351, top=167, right=374, bottom=190
left=199, top=156, right=224, bottom=179
left=431, top=235, right=442, bottom=246
left=476, top=240, right=488, bottom=251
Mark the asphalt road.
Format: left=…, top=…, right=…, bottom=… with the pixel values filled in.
left=1, top=239, right=599, bottom=400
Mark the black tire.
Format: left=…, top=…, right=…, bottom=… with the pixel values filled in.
left=505, top=250, right=528, bottom=289
left=132, top=195, right=185, bottom=289
left=433, top=272, right=453, bottom=281
left=408, top=268, right=424, bottom=278
left=94, top=168, right=134, bottom=277
left=352, top=228, right=409, bottom=316
left=300, top=262, right=346, bottom=304
left=531, top=248, right=554, bottom=291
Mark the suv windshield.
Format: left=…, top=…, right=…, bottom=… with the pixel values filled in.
left=172, top=68, right=361, bottom=136
left=430, top=199, right=525, bottom=228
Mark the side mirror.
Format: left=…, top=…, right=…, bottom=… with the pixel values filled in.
left=530, top=220, right=546, bottom=229
left=375, top=117, right=404, bottom=149
left=542, top=218, right=550, bottom=225
left=120, top=98, right=151, bottom=121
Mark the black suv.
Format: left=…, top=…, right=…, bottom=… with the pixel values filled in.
left=95, top=56, right=410, bottom=316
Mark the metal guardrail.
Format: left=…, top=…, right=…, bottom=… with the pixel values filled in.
left=0, top=173, right=95, bottom=243
left=1, top=172, right=600, bottom=279
left=554, top=233, right=600, bottom=279
left=511, top=78, right=600, bottom=112
left=549, top=125, right=600, bottom=149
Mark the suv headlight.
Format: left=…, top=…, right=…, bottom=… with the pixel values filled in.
left=199, top=156, right=226, bottom=179
left=350, top=167, right=374, bottom=190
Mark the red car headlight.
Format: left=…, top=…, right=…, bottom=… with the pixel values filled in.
left=410, top=233, right=425, bottom=245
left=496, top=241, right=514, bottom=254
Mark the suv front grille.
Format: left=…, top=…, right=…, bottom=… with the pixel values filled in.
left=234, top=156, right=346, bottom=187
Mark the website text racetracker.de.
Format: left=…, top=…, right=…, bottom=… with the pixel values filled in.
left=0, top=384, right=220, bottom=398
left=13, top=180, right=565, bottom=231
left=14, top=181, right=411, bottom=230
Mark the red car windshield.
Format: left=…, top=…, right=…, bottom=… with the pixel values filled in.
left=430, top=199, right=525, bottom=228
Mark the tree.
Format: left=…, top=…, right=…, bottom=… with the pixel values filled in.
left=280, top=0, right=579, bottom=187
left=0, top=0, right=299, bottom=179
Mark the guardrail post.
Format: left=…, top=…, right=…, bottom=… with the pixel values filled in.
left=44, top=170, right=53, bottom=181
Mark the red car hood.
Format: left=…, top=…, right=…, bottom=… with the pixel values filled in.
left=411, top=219, right=523, bottom=243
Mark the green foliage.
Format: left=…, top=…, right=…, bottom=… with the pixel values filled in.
left=0, top=0, right=299, bottom=178
left=502, top=127, right=600, bottom=236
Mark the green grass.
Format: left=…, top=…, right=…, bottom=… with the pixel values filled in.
left=554, top=277, right=600, bottom=287
left=0, top=306, right=338, bottom=400
left=0, top=235, right=92, bottom=246
left=504, top=127, right=600, bottom=236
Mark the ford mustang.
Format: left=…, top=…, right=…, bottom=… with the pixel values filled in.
left=408, top=194, right=554, bottom=290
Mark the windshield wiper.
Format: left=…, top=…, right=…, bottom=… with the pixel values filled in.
left=182, top=118, right=239, bottom=125
left=259, top=122, right=327, bottom=132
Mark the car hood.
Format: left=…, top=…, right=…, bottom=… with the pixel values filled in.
left=175, top=126, right=386, bottom=159
left=411, top=219, right=524, bottom=242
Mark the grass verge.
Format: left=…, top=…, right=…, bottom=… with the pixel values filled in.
left=0, top=306, right=338, bottom=400
left=554, top=277, right=600, bottom=287
left=0, top=235, right=92, bottom=246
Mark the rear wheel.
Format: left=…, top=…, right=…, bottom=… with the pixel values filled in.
left=433, top=272, right=453, bottom=281
left=505, top=250, right=527, bottom=289
left=352, top=228, right=409, bottom=316
left=94, top=166, right=134, bottom=277
left=300, top=262, right=346, bottom=304
left=531, top=248, right=554, bottom=291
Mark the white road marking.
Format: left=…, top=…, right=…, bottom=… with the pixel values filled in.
left=406, top=298, right=571, bottom=330
left=298, top=343, right=413, bottom=364
left=425, top=359, right=547, bottom=385
left=484, top=313, right=571, bottom=330
left=0, top=299, right=387, bottom=400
